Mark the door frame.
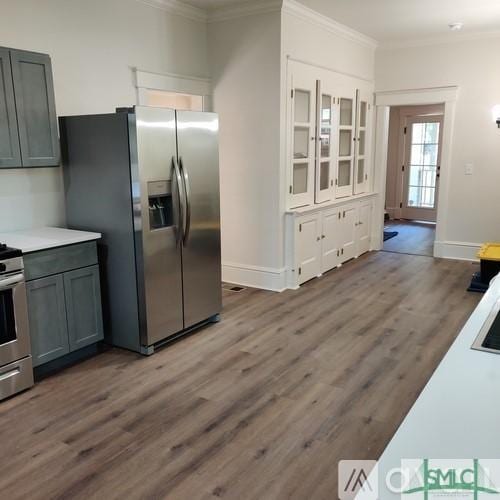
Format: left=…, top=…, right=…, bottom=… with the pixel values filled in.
left=371, top=86, right=459, bottom=258
left=401, top=114, right=444, bottom=222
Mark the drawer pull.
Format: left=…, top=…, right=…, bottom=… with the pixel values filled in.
left=0, top=367, right=21, bottom=382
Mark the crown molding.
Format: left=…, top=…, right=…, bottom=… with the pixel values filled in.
left=378, top=30, right=500, bottom=50
left=208, top=0, right=282, bottom=23
left=137, top=0, right=207, bottom=22
left=282, top=0, right=378, bottom=49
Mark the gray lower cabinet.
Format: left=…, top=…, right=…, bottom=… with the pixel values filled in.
left=25, top=242, right=104, bottom=367
left=64, top=266, right=104, bottom=351
left=26, top=274, right=70, bottom=366
left=0, top=46, right=59, bottom=168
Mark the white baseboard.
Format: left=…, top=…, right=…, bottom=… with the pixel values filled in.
left=222, top=262, right=287, bottom=292
left=434, top=240, right=480, bottom=261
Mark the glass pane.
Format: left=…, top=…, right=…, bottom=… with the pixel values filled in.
left=339, top=130, right=352, bottom=157
left=338, top=160, right=351, bottom=187
left=320, top=128, right=331, bottom=157
left=339, top=98, right=353, bottom=126
left=408, top=185, right=435, bottom=208
left=360, top=101, right=367, bottom=127
left=293, top=163, right=308, bottom=194
left=320, top=162, right=329, bottom=190
left=425, top=122, right=440, bottom=143
left=411, top=144, right=423, bottom=165
left=294, top=127, right=309, bottom=159
left=412, top=123, right=425, bottom=143
left=423, top=144, right=438, bottom=165
left=294, top=90, right=310, bottom=123
left=408, top=165, right=437, bottom=208
left=321, top=95, right=331, bottom=125
left=357, top=159, right=365, bottom=184
left=358, top=130, right=365, bottom=156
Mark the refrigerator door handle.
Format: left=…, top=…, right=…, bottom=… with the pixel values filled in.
left=179, top=156, right=191, bottom=245
left=172, top=156, right=185, bottom=244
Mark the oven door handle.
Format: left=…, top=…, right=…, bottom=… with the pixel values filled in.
left=0, top=273, right=24, bottom=291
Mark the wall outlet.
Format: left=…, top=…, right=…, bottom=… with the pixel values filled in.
left=465, top=163, right=474, bottom=175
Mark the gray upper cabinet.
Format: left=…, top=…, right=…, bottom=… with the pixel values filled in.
left=26, top=274, right=70, bottom=367
left=10, top=49, right=59, bottom=167
left=0, top=48, right=21, bottom=167
left=64, top=265, right=104, bottom=351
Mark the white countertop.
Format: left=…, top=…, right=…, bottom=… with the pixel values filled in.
left=0, top=227, right=101, bottom=253
left=357, top=276, right=500, bottom=498
left=285, top=192, right=378, bottom=215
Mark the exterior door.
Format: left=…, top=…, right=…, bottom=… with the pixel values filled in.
left=0, top=48, right=21, bottom=168
left=321, top=208, right=341, bottom=273
left=10, top=49, right=59, bottom=167
left=134, top=106, right=184, bottom=345
left=289, top=65, right=316, bottom=208
left=402, top=116, right=443, bottom=221
left=335, top=86, right=356, bottom=198
left=296, top=214, right=321, bottom=284
left=176, top=111, right=222, bottom=328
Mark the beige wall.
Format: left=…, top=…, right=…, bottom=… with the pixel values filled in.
left=0, top=0, right=208, bottom=232
left=376, top=37, right=500, bottom=251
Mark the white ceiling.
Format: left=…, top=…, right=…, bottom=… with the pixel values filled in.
left=180, top=0, right=500, bottom=43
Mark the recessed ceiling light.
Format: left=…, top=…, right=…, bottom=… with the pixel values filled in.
left=448, top=22, right=464, bottom=31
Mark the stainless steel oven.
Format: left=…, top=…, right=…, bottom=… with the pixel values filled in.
left=0, top=249, right=33, bottom=400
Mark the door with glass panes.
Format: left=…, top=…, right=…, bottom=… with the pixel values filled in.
left=354, top=88, right=371, bottom=194
left=289, top=69, right=316, bottom=208
left=315, top=78, right=337, bottom=204
left=402, top=116, right=443, bottom=222
left=335, top=86, right=357, bottom=198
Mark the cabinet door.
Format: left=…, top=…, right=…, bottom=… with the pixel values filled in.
left=64, top=265, right=104, bottom=352
left=354, top=88, right=372, bottom=194
left=10, top=49, right=59, bottom=167
left=26, top=274, right=69, bottom=367
left=340, top=205, right=357, bottom=262
left=296, top=214, right=321, bottom=285
left=0, top=48, right=21, bottom=168
left=288, top=65, right=316, bottom=208
left=321, top=208, right=341, bottom=273
left=315, top=78, right=336, bottom=204
left=357, top=200, right=372, bottom=255
left=335, top=87, right=357, bottom=198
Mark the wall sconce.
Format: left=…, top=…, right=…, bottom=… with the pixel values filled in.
left=492, top=105, right=500, bottom=128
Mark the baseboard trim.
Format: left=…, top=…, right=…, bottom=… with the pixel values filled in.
left=222, top=262, right=287, bottom=292
left=434, top=240, right=480, bottom=261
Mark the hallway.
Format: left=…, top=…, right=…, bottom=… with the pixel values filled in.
left=383, top=220, right=436, bottom=257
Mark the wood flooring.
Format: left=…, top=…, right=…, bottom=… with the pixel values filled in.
left=383, top=220, right=436, bottom=256
left=0, top=251, right=480, bottom=499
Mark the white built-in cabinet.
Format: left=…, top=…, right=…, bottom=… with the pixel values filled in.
left=286, top=197, right=374, bottom=287
left=287, top=60, right=373, bottom=210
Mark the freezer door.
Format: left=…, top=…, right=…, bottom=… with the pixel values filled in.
left=134, top=106, right=184, bottom=346
left=176, top=111, right=222, bottom=327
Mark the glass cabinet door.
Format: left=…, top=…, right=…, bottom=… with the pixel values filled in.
left=354, top=89, right=370, bottom=194
left=289, top=73, right=316, bottom=208
left=315, top=87, right=335, bottom=204
left=335, top=94, right=355, bottom=198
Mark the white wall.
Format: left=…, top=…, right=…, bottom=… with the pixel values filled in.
left=0, top=0, right=208, bottom=232
left=208, top=12, right=283, bottom=285
left=376, top=37, right=500, bottom=253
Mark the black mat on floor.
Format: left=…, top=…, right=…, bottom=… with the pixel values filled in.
left=383, top=231, right=398, bottom=241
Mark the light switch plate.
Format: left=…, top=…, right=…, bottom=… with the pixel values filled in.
left=465, top=163, right=474, bottom=175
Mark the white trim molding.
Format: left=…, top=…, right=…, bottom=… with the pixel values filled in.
left=135, top=69, right=211, bottom=96
left=434, top=241, right=480, bottom=262
left=222, top=262, right=287, bottom=292
left=376, top=86, right=459, bottom=106
left=282, top=0, right=378, bottom=49
left=136, top=0, right=207, bottom=22
left=208, top=0, right=282, bottom=23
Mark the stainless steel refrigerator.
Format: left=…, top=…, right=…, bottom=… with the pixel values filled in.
left=60, top=106, right=221, bottom=354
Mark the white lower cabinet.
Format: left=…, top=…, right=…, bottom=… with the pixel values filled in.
left=291, top=197, right=374, bottom=286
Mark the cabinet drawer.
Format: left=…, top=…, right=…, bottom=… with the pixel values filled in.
left=24, top=241, right=98, bottom=281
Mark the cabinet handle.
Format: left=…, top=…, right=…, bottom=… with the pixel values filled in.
left=321, top=235, right=325, bottom=239
left=317, top=236, right=320, bottom=241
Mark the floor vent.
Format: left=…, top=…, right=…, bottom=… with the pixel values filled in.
left=222, top=284, right=246, bottom=293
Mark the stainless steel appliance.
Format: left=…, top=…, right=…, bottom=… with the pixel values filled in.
left=0, top=244, right=33, bottom=399
left=60, top=107, right=222, bottom=354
